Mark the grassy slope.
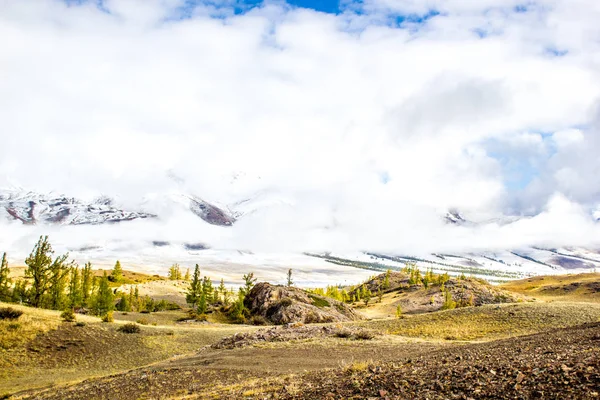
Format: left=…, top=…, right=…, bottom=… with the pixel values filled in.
left=355, top=302, right=600, bottom=340
left=500, top=272, right=600, bottom=302
left=0, top=302, right=257, bottom=396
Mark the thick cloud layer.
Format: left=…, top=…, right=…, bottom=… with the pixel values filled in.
left=0, top=0, right=599, bottom=257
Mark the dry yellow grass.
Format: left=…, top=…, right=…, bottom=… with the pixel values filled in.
left=355, top=302, right=600, bottom=341
left=500, top=272, right=600, bottom=302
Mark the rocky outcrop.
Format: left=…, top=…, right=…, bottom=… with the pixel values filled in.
left=244, top=282, right=363, bottom=325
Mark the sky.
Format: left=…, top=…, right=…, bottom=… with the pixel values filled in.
left=0, top=0, right=600, bottom=257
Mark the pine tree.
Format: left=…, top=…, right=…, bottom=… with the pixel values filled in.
left=218, top=279, right=227, bottom=303
left=92, top=271, right=114, bottom=316
left=396, top=304, right=403, bottom=318
left=116, top=292, right=131, bottom=312
left=383, top=269, right=390, bottom=290
left=184, top=268, right=190, bottom=281
left=377, top=288, right=383, bottom=303
left=197, top=292, right=207, bottom=314
left=68, top=265, right=82, bottom=309
left=286, top=269, right=293, bottom=287
left=128, top=287, right=136, bottom=311
left=81, top=262, right=93, bottom=307
left=111, top=260, right=123, bottom=282
left=0, top=252, right=12, bottom=301
left=168, top=264, right=182, bottom=280
left=11, top=279, right=27, bottom=303
left=25, top=235, right=54, bottom=308
left=186, top=264, right=202, bottom=306
left=202, top=276, right=213, bottom=300
left=48, top=254, right=71, bottom=310
left=242, top=272, right=257, bottom=296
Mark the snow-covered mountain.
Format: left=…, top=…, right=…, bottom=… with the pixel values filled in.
left=0, top=189, right=155, bottom=225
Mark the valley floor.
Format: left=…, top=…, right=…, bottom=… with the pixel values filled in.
left=2, top=273, right=600, bottom=399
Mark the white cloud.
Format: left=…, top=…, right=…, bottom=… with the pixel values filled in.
left=0, top=0, right=600, bottom=260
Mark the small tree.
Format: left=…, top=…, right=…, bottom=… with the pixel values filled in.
left=202, top=276, right=213, bottom=299
left=197, top=292, right=207, bottom=315
left=116, top=292, right=131, bottom=312
left=395, top=304, right=403, bottom=318
left=218, top=279, right=227, bottom=304
left=363, top=289, right=372, bottom=306
left=111, top=260, right=123, bottom=282
left=242, top=272, right=257, bottom=296
left=168, top=264, right=182, bottom=280
left=186, top=264, right=202, bottom=306
left=25, top=235, right=54, bottom=308
left=67, top=265, right=82, bottom=309
left=183, top=268, right=190, bottom=281
left=377, top=288, right=383, bottom=303
left=92, top=271, right=114, bottom=316
left=0, top=252, right=12, bottom=301
left=47, top=254, right=71, bottom=310
left=441, top=289, right=456, bottom=310
left=81, top=262, right=93, bottom=307
left=286, top=269, right=293, bottom=287
left=383, top=269, right=390, bottom=290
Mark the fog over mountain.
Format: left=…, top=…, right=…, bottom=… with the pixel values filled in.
left=1, top=0, right=600, bottom=276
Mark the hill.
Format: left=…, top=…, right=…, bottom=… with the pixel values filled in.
left=244, top=282, right=363, bottom=324
left=500, top=272, right=600, bottom=302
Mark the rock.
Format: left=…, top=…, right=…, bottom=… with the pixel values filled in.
left=244, top=282, right=364, bottom=325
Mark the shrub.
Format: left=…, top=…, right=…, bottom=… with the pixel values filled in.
left=61, top=310, right=76, bottom=322
left=279, top=298, right=293, bottom=307
left=249, top=315, right=268, bottom=325
left=334, top=328, right=353, bottom=338
left=136, top=318, right=149, bottom=325
left=75, top=321, right=86, bottom=327
left=117, top=323, right=141, bottom=334
left=0, top=307, right=23, bottom=320
left=6, top=322, right=20, bottom=331
left=195, top=313, right=208, bottom=322
left=101, top=311, right=114, bottom=323
left=308, top=295, right=330, bottom=308
left=354, top=330, right=375, bottom=340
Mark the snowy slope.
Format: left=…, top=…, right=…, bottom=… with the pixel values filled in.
left=0, top=189, right=155, bottom=225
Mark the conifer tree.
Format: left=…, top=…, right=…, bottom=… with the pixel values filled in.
left=11, top=279, right=27, bottom=303
left=92, top=271, right=114, bottom=316
left=128, top=287, right=136, bottom=311
left=68, top=265, right=82, bottom=309
left=116, top=292, right=131, bottom=312
left=383, top=269, right=390, bottom=290
left=184, top=268, right=190, bottom=281
left=286, top=269, right=293, bottom=287
left=0, top=252, right=12, bottom=301
left=202, top=276, right=213, bottom=298
left=81, top=262, right=93, bottom=307
left=242, top=272, right=256, bottom=296
left=168, top=264, right=182, bottom=280
left=218, top=278, right=227, bottom=303
left=25, top=235, right=54, bottom=308
left=48, top=254, right=71, bottom=310
left=396, top=304, right=403, bottom=318
left=186, top=264, right=202, bottom=306
left=197, top=292, right=207, bottom=314
left=111, top=260, right=123, bottom=282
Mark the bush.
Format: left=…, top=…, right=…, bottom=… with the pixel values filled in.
left=75, top=321, right=86, bottom=327
left=61, top=310, right=76, bottom=322
left=249, top=315, right=268, bottom=325
left=136, top=318, right=149, bottom=325
left=101, top=311, right=114, bottom=323
left=195, top=313, right=208, bottom=322
left=117, top=323, right=141, bottom=334
left=0, top=307, right=23, bottom=320
left=6, top=322, right=20, bottom=331
left=354, top=330, right=375, bottom=340
left=279, top=298, right=293, bottom=307
left=334, top=328, right=353, bottom=338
